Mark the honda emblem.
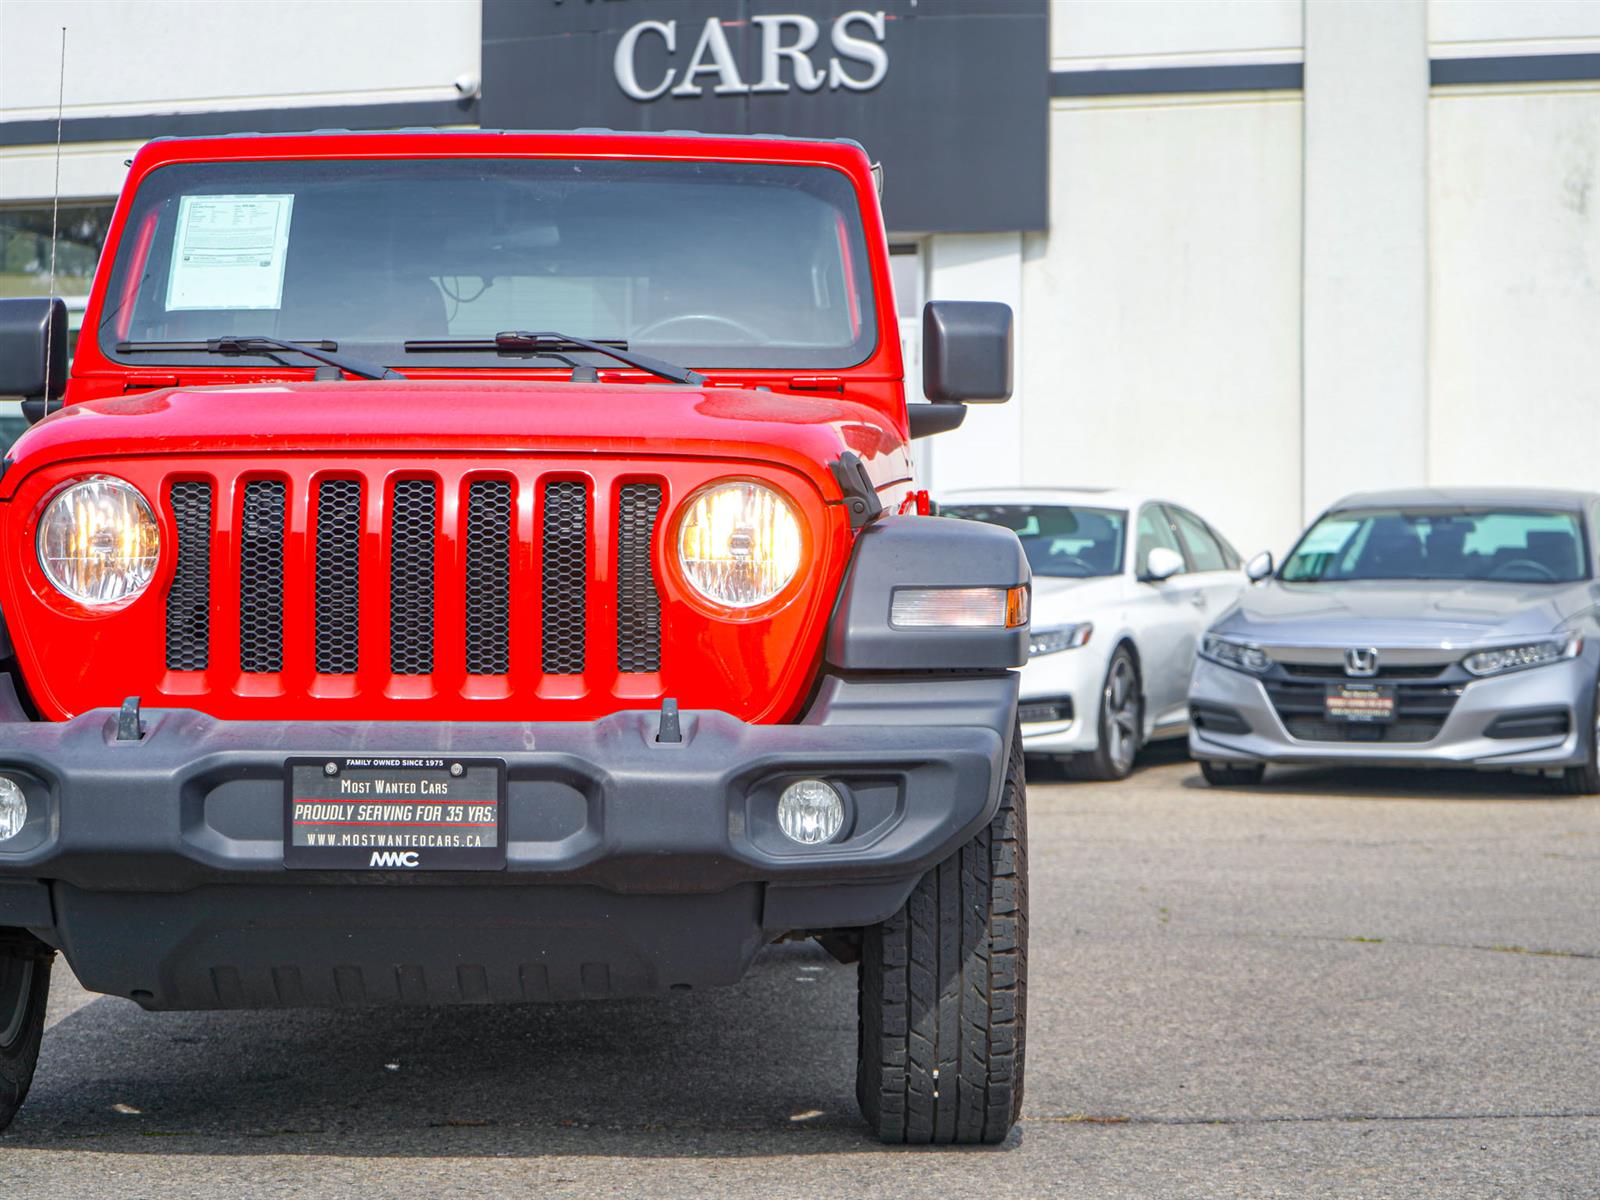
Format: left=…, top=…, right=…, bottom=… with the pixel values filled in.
left=1344, top=648, right=1380, bottom=677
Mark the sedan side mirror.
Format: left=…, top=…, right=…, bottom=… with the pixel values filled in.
left=0, top=297, right=69, bottom=422
left=1144, top=546, right=1185, bottom=582
left=1245, top=550, right=1274, bottom=583
left=922, top=301, right=1012, bottom=404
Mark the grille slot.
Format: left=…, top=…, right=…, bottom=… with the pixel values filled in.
left=315, top=480, right=362, bottom=675
left=616, top=483, right=663, bottom=673
left=389, top=480, right=437, bottom=675
left=465, top=480, right=513, bottom=675
left=541, top=481, right=588, bottom=674
left=1281, top=662, right=1445, bottom=681
left=238, top=480, right=286, bottom=673
left=165, top=482, right=213, bottom=670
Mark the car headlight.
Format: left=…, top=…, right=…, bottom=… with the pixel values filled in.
left=1030, top=622, right=1092, bottom=657
left=36, top=475, right=160, bottom=607
left=1462, top=636, right=1581, bottom=677
left=1202, top=634, right=1272, bottom=675
left=677, top=480, right=803, bottom=609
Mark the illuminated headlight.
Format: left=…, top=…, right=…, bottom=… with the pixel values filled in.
left=1202, top=634, right=1272, bottom=675
left=891, top=585, right=1030, bottom=628
left=677, top=481, right=802, bottom=609
left=0, top=777, right=25, bottom=842
left=36, top=475, right=160, bottom=606
left=777, top=779, right=844, bottom=845
left=1462, top=637, right=1581, bottom=677
left=1030, top=622, right=1092, bottom=657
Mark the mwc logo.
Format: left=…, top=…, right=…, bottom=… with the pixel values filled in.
left=614, top=11, right=889, bottom=101
left=370, top=851, right=421, bottom=868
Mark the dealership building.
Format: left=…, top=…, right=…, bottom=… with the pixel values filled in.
left=2, top=0, right=1598, bottom=557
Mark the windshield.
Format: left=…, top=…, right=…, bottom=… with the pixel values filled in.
left=97, top=158, right=877, bottom=371
left=943, top=504, right=1127, bottom=578
left=1281, top=507, right=1590, bottom=584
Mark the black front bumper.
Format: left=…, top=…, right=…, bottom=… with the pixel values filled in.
left=0, top=672, right=1017, bottom=1009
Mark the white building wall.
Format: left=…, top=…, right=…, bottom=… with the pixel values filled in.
left=1427, top=83, right=1600, bottom=490
left=923, top=234, right=1026, bottom=493
left=1049, top=0, right=1303, bottom=70
left=1300, top=0, right=1429, bottom=521
left=1017, top=90, right=1305, bottom=559
left=0, top=0, right=481, bottom=200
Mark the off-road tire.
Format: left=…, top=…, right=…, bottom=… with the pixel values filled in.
left=0, top=939, right=52, bottom=1134
left=856, top=723, right=1027, bottom=1145
left=1199, top=760, right=1266, bottom=787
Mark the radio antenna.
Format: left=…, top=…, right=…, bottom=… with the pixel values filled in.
left=43, top=25, right=66, bottom=410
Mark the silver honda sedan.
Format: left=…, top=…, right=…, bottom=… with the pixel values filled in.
left=1189, top=488, right=1600, bottom=792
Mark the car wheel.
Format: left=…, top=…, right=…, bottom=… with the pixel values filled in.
left=1557, top=679, right=1600, bottom=795
left=856, top=723, right=1026, bottom=1145
left=1070, top=646, right=1142, bottom=781
left=0, top=938, right=52, bottom=1133
left=1199, top=760, right=1266, bottom=787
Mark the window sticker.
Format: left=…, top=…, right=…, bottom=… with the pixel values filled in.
left=165, top=194, right=294, bottom=310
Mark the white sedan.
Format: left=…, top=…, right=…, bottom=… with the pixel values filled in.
left=941, top=488, right=1251, bottom=779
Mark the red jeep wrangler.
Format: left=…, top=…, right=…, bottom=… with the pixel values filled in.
left=0, top=131, right=1028, bottom=1143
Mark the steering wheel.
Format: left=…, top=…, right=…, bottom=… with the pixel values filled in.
left=1048, top=553, right=1096, bottom=576
left=1489, top=558, right=1558, bottom=582
left=632, top=313, right=770, bottom=343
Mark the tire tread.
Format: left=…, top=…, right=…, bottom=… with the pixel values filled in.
left=858, top=724, right=1027, bottom=1144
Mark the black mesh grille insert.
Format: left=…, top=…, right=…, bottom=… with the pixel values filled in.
left=541, top=481, right=587, bottom=674
left=238, top=480, right=286, bottom=674
left=389, top=479, right=436, bottom=675
left=315, top=480, right=362, bottom=675
left=616, top=483, right=662, bottom=673
left=465, top=480, right=512, bottom=675
left=165, top=482, right=213, bottom=670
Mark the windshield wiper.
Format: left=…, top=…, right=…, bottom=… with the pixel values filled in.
left=403, top=331, right=704, bottom=387
left=116, top=336, right=403, bottom=381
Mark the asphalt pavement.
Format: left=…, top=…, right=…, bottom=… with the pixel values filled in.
left=3, top=744, right=1597, bottom=1198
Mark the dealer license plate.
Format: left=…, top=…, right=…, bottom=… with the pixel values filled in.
left=284, top=757, right=505, bottom=870
left=1324, top=684, right=1395, bottom=724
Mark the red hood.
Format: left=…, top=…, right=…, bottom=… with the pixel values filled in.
left=1, top=380, right=911, bottom=501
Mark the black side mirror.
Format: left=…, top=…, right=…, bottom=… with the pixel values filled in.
left=922, top=300, right=1012, bottom=404
left=0, top=297, right=69, bottom=421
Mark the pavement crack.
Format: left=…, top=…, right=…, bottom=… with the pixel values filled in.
left=1030, top=1110, right=1600, bottom=1128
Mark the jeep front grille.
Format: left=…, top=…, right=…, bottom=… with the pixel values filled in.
left=160, top=471, right=665, bottom=689
left=388, top=479, right=437, bottom=676
left=540, top=481, right=588, bottom=675
left=463, top=479, right=513, bottom=676
left=165, top=481, right=213, bottom=671
left=314, top=479, right=362, bottom=674
left=238, top=480, right=286, bottom=674
left=615, top=483, right=663, bottom=674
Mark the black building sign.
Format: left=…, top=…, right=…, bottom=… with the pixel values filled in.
left=481, top=1, right=1049, bottom=234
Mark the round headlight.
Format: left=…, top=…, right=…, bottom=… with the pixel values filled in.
left=36, top=475, right=160, bottom=606
left=677, top=481, right=802, bottom=609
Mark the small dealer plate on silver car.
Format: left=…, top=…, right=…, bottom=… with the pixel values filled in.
left=284, top=757, right=506, bottom=870
left=1324, top=684, right=1395, bottom=724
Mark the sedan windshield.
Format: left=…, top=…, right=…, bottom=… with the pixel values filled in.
left=1281, top=507, right=1589, bottom=584
left=943, top=504, right=1126, bottom=578
left=97, top=157, right=876, bottom=371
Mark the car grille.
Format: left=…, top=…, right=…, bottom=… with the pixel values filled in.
left=161, top=471, right=665, bottom=687
left=1264, top=677, right=1463, bottom=744
left=1279, top=662, right=1445, bottom=681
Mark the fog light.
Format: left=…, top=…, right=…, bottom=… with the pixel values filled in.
left=777, top=779, right=844, bottom=845
left=0, top=778, right=25, bottom=842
